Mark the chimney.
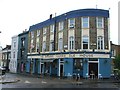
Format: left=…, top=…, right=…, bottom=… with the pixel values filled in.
left=50, top=14, right=52, bottom=20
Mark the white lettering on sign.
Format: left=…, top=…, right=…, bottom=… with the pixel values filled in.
left=28, top=53, right=110, bottom=59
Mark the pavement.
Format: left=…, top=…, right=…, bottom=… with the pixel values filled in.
left=0, top=72, right=120, bottom=84
left=1, top=73, right=120, bottom=89
left=0, top=73, right=20, bottom=84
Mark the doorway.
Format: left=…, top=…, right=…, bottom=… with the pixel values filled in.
left=89, top=63, right=98, bottom=78
left=41, top=63, right=44, bottom=74
left=60, top=64, right=64, bottom=77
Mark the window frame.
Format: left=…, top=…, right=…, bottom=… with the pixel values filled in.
left=49, top=40, right=54, bottom=51
left=37, top=30, right=40, bottom=37
left=59, top=21, right=64, bottom=31
left=96, top=17, right=104, bottom=28
left=42, top=41, right=46, bottom=52
left=69, top=36, right=75, bottom=50
left=50, top=24, right=55, bottom=33
left=97, top=36, right=104, bottom=50
left=82, top=36, right=89, bottom=49
left=68, top=18, right=75, bottom=29
left=43, top=27, right=47, bottom=35
left=58, top=38, right=63, bottom=51
left=82, top=17, right=89, bottom=28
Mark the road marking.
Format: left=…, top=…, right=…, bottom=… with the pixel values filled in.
left=41, top=81, right=47, bottom=84
left=25, top=80, right=31, bottom=83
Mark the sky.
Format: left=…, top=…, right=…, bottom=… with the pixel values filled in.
left=0, top=0, right=119, bottom=48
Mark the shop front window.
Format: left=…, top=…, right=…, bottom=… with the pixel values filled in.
left=74, top=59, right=83, bottom=70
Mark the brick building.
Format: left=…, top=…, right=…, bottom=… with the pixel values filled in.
left=2, top=45, right=11, bottom=71
left=26, top=9, right=111, bottom=78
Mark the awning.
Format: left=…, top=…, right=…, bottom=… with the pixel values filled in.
left=40, top=59, right=54, bottom=62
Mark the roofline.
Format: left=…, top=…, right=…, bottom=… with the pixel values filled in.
left=29, top=8, right=109, bottom=31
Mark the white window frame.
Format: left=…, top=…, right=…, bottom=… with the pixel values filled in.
left=13, top=52, right=15, bottom=59
left=30, top=39, right=34, bottom=51
left=68, top=18, right=75, bottom=29
left=13, top=41, right=16, bottom=48
left=59, top=21, right=64, bottom=31
left=69, top=36, right=75, bottom=50
left=82, top=17, right=89, bottom=28
left=97, top=17, right=104, bottom=28
left=37, top=30, right=40, bottom=37
left=42, top=41, right=46, bottom=52
left=58, top=38, right=63, bottom=51
left=97, top=36, right=104, bottom=50
left=49, top=40, right=54, bottom=51
left=36, top=37, right=39, bottom=52
left=50, top=24, right=55, bottom=33
left=82, top=36, right=89, bottom=49
left=43, top=27, right=47, bottom=35
left=31, top=31, right=34, bottom=39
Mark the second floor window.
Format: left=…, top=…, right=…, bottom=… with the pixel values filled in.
left=97, top=17, right=104, bottom=28
left=31, top=32, right=34, bottom=39
left=68, top=18, right=75, bottom=29
left=50, top=24, right=54, bottom=33
left=13, top=42, right=16, bottom=48
left=97, top=36, right=104, bottom=50
left=82, top=36, right=89, bottom=49
left=43, top=28, right=47, bottom=35
left=37, top=30, right=40, bottom=37
left=59, top=21, right=64, bottom=31
left=69, top=36, right=74, bottom=50
left=21, top=38, right=25, bottom=47
left=82, top=17, right=89, bottom=28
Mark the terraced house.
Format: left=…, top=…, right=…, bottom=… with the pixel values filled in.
left=26, top=9, right=111, bottom=78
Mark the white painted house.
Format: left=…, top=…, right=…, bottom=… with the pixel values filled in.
left=9, top=35, right=18, bottom=73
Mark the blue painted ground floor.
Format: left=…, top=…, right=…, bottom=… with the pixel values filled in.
left=25, top=56, right=112, bottom=78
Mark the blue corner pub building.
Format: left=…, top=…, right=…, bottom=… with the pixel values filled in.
left=24, top=9, right=111, bottom=79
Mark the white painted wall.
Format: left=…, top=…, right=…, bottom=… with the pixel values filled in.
left=9, top=35, right=18, bottom=73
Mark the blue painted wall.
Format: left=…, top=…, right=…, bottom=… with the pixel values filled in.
left=99, top=58, right=111, bottom=78
left=83, top=58, right=89, bottom=78
left=64, top=58, right=73, bottom=76
left=38, top=60, right=40, bottom=74
left=32, top=59, right=35, bottom=73
left=26, top=60, right=30, bottom=73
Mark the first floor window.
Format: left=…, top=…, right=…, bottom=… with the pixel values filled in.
left=82, top=36, right=89, bottom=49
left=58, top=38, right=63, bottom=51
left=97, top=36, right=104, bottom=50
left=36, top=42, right=39, bottom=52
left=50, top=40, right=54, bottom=51
left=69, top=36, right=74, bottom=50
left=42, top=41, right=46, bottom=52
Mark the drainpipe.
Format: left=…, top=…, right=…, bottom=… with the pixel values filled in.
left=54, top=13, right=57, bottom=51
